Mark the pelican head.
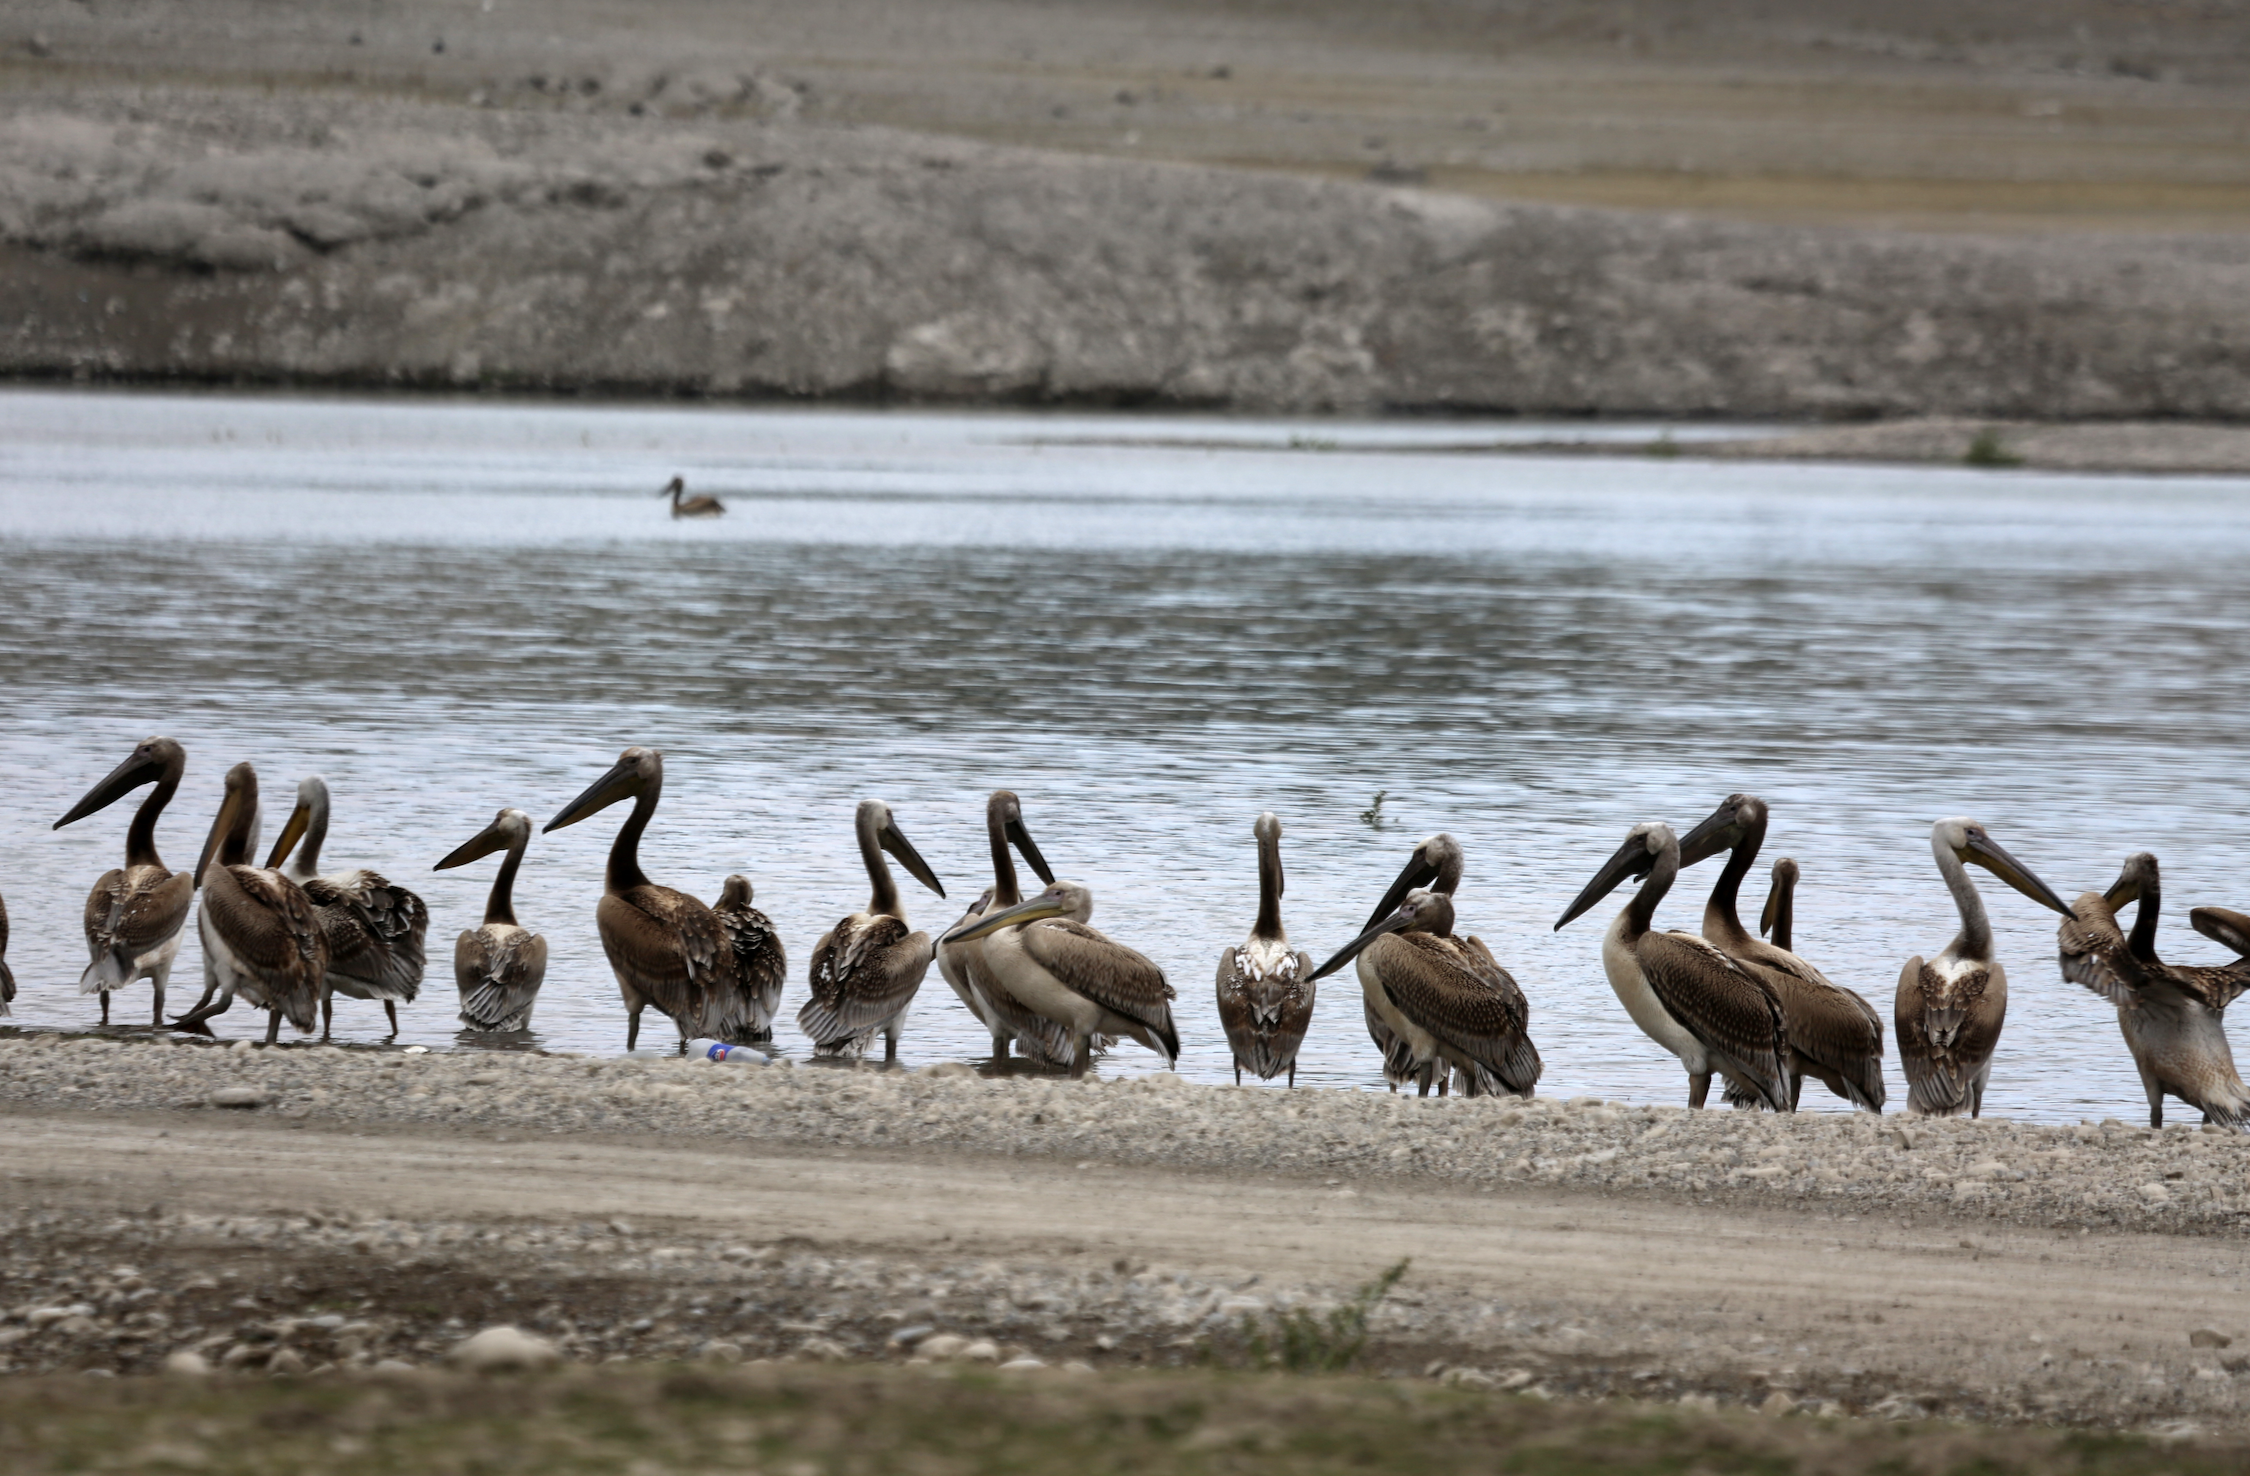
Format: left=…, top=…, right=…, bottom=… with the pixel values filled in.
left=1554, top=820, right=1673, bottom=931
left=546, top=746, right=662, bottom=833
left=194, top=761, right=263, bottom=886
left=2100, top=851, right=2161, bottom=909
left=941, top=879, right=1093, bottom=944
left=1932, top=817, right=2072, bottom=917
left=1362, top=832, right=1463, bottom=931
left=857, top=799, right=945, bottom=900
left=264, top=775, right=332, bottom=873
left=1312, top=888, right=1456, bottom=980
left=991, top=790, right=1054, bottom=886
left=658, top=476, right=684, bottom=498
left=719, top=874, right=756, bottom=907
left=435, top=808, right=534, bottom=870
left=1677, top=792, right=1768, bottom=867
left=1760, top=856, right=1800, bottom=938
left=55, top=735, right=185, bottom=829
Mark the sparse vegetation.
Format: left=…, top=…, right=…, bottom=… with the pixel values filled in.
left=1215, top=1257, right=1411, bottom=1373
left=1965, top=427, right=2026, bottom=467
left=1359, top=790, right=1388, bottom=830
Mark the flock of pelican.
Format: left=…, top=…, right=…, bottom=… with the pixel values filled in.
left=11, top=736, right=2250, bottom=1127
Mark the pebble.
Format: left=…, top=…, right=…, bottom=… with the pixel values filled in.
left=209, top=1086, right=264, bottom=1110
left=449, top=1326, right=560, bottom=1373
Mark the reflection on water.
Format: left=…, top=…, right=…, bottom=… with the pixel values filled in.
left=2, top=389, right=2247, bottom=1122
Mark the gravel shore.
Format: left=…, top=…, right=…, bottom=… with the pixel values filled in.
left=4, top=1032, right=2244, bottom=1236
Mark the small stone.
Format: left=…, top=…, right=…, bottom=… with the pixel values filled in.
left=162, top=1350, right=211, bottom=1378
left=997, top=1356, right=1045, bottom=1371
left=211, top=1086, right=264, bottom=1109
left=918, top=1334, right=970, bottom=1360
left=961, top=1339, right=1001, bottom=1363
left=1760, top=1391, right=1796, bottom=1416
left=2139, top=1182, right=2172, bottom=1204
left=448, top=1326, right=559, bottom=1373
left=2191, top=1328, right=2233, bottom=1349
left=697, top=1340, right=744, bottom=1363
left=267, top=1346, right=308, bottom=1376
left=371, top=1358, right=416, bottom=1373
left=1060, top=1360, right=1097, bottom=1375
left=1495, top=1369, right=1534, bottom=1391
left=797, top=1337, right=850, bottom=1361
left=888, top=1324, right=935, bottom=1347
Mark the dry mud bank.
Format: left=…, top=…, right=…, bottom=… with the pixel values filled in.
left=6, top=88, right=2250, bottom=419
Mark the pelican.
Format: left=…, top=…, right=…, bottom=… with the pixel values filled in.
left=933, top=790, right=1073, bottom=1066
left=1312, top=836, right=1537, bottom=1099
left=1555, top=822, right=1792, bottom=1110
left=265, top=777, right=428, bottom=1040
left=661, top=476, right=725, bottom=518
left=714, top=875, right=786, bottom=1041
left=940, top=880, right=1178, bottom=1077
left=1761, top=858, right=1800, bottom=951
left=545, top=746, right=760, bottom=1050
left=173, top=762, right=326, bottom=1043
left=799, top=800, right=947, bottom=1060
left=1352, top=834, right=1468, bottom=1093
left=1217, top=812, right=1317, bottom=1086
left=1896, top=817, right=2074, bottom=1118
left=52, top=736, right=196, bottom=1026
left=1677, top=794, right=1885, bottom=1111
left=435, top=808, right=548, bottom=1033
left=0, top=887, right=13, bottom=1017
left=2058, top=853, right=2250, bottom=1129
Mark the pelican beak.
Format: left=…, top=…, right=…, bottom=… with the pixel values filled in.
left=2101, top=868, right=2142, bottom=909
left=54, top=748, right=160, bottom=829
left=436, top=816, right=512, bottom=871
left=943, top=891, right=1064, bottom=945
left=1311, top=907, right=1417, bottom=981
left=1362, top=846, right=1439, bottom=933
left=1555, top=833, right=1656, bottom=932
left=545, top=756, right=639, bottom=833
left=1759, top=883, right=1782, bottom=938
left=2190, top=907, right=2250, bottom=959
left=881, top=819, right=945, bottom=899
left=1675, top=800, right=1743, bottom=869
left=264, top=798, right=312, bottom=871
left=194, top=781, right=250, bottom=888
left=1006, top=815, right=1055, bottom=887
left=1961, top=831, right=2074, bottom=917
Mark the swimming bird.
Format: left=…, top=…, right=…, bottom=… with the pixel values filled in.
left=172, top=762, right=327, bottom=1043
left=546, top=746, right=760, bottom=1050
left=1761, top=858, right=1800, bottom=952
left=714, top=875, right=786, bottom=1042
left=1677, top=794, right=1885, bottom=1112
left=661, top=476, right=725, bottom=519
left=1313, top=834, right=1538, bottom=1099
left=52, top=736, right=196, bottom=1026
left=1555, top=822, right=1793, bottom=1110
left=800, top=800, right=947, bottom=1061
left=1352, top=834, right=1467, bottom=1094
left=1216, top=812, right=1316, bottom=1087
left=0, top=886, right=14, bottom=1017
left=2058, top=853, right=2250, bottom=1129
left=933, top=789, right=1073, bottom=1066
left=266, top=776, right=428, bottom=1040
left=940, top=880, right=1178, bottom=1077
left=435, top=808, right=548, bottom=1033
left=1895, top=817, right=2074, bottom=1118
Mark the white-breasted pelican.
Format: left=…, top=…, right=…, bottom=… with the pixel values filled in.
left=1216, top=812, right=1316, bottom=1087
left=266, top=776, right=428, bottom=1040
left=1896, top=817, right=2073, bottom=1118
left=1556, top=821, right=1793, bottom=1110
left=933, top=789, right=1072, bottom=1065
left=53, top=736, right=196, bottom=1027
left=545, top=746, right=759, bottom=1050
left=2059, top=853, right=2250, bottom=1129
left=435, top=808, right=549, bottom=1032
left=1677, top=794, right=1885, bottom=1111
left=799, top=799, right=947, bottom=1061
left=715, top=875, right=787, bottom=1042
left=173, top=762, right=327, bottom=1043
left=941, top=880, right=1178, bottom=1077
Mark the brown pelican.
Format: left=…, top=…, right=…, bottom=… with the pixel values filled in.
left=1313, top=836, right=1537, bottom=1098
left=933, top=790, right=1072, bottom=1065
left=266, top=776, right=428, bottom=1040
left=799, top=800, right=947, bottom=1060
left=1555, top=822, right=1792, bottom=1110
left=173, top=762, right=327, bottom=1043
left=52, top=737, right=196, bottom=1026
left=545, top=746, right=759, bottom=1050
left=1896, top=817, right=2074, bottom=1118
left=1677, top=795, right=1885, bottom=1112
left=940, top=880, right=1178, bottom=1076
left=2058, top=853, right=2250, bottom=1128
left=1350, top=834, right=1467, bottom=1093
left=1761, top=857, right=1800, bottom=951
left=661, top=476, right=725, bottom=519
left=714, top=875, right=786, bottom=1041
left=1216, top=812, right=1317, bottom=1087
left=435, top=808, right=548, bottom=1033
left=0, top=886, right=13, bottom=1017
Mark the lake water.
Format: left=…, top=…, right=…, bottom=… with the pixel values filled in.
left=2, top=388, right=2245, bottom=1123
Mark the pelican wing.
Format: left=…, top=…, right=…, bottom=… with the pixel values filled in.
left=2177, top=965, right=2250, bottom=1014
left=598, top=884, right=742, bottom=1037
left=303, top=869, right=429, bottom=999
left=1377, top=932, right=1540, bottom=1097
left=1741, top=955, right=1885, bottom=1110
left=799, top=915, right=932, bottom=1047
left=455, top=925, right=547, bottom=1031
left=1638, top=930, right=1790, bottom=1108
left=2059, top=893, right=2144, bottom=1006
left=1019, top=919, right=1178, bottom=1059
left=1216, top=947, right=1317, bottom=1082
left=1895, top=955, right=2003, bottom=1115
left=204, top=865, right=327, bottom=1028
left=714, top=897, right=787, bottom=1034
left=80, top=864, right=193, bottom=990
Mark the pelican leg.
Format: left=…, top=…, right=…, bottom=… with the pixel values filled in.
left=1438, top=1069, right=1450, bottom=1098
left=1233, top=1060, right=1242, bottom=1086
left=885, top=1027, right=900, bottom=1064
left=626, top=1004, right=642, bottom=1052
left=1789, top=1072, right=1805, bottom=1112
left=1070, top=1037, right=1092, bottom=1079
left=384, top=1001, right=400, bottom=1038
left=1688, top=1072, right=1711, bottom=1109
left=321, top=991, right=334, bottom=1041
left=264, top=1010, right=280, bottom=1046
left=2139, top=1061, right=2165, bottom=1129
left=100, top=990, right=110, bottom=1027
left=150, top=959, right=169, bottom=1027
left=1287, top=1062, right=1296, bottom=1090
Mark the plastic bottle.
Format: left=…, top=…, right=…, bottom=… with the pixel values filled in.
left=686, top=1038, right=771, bottom=1065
